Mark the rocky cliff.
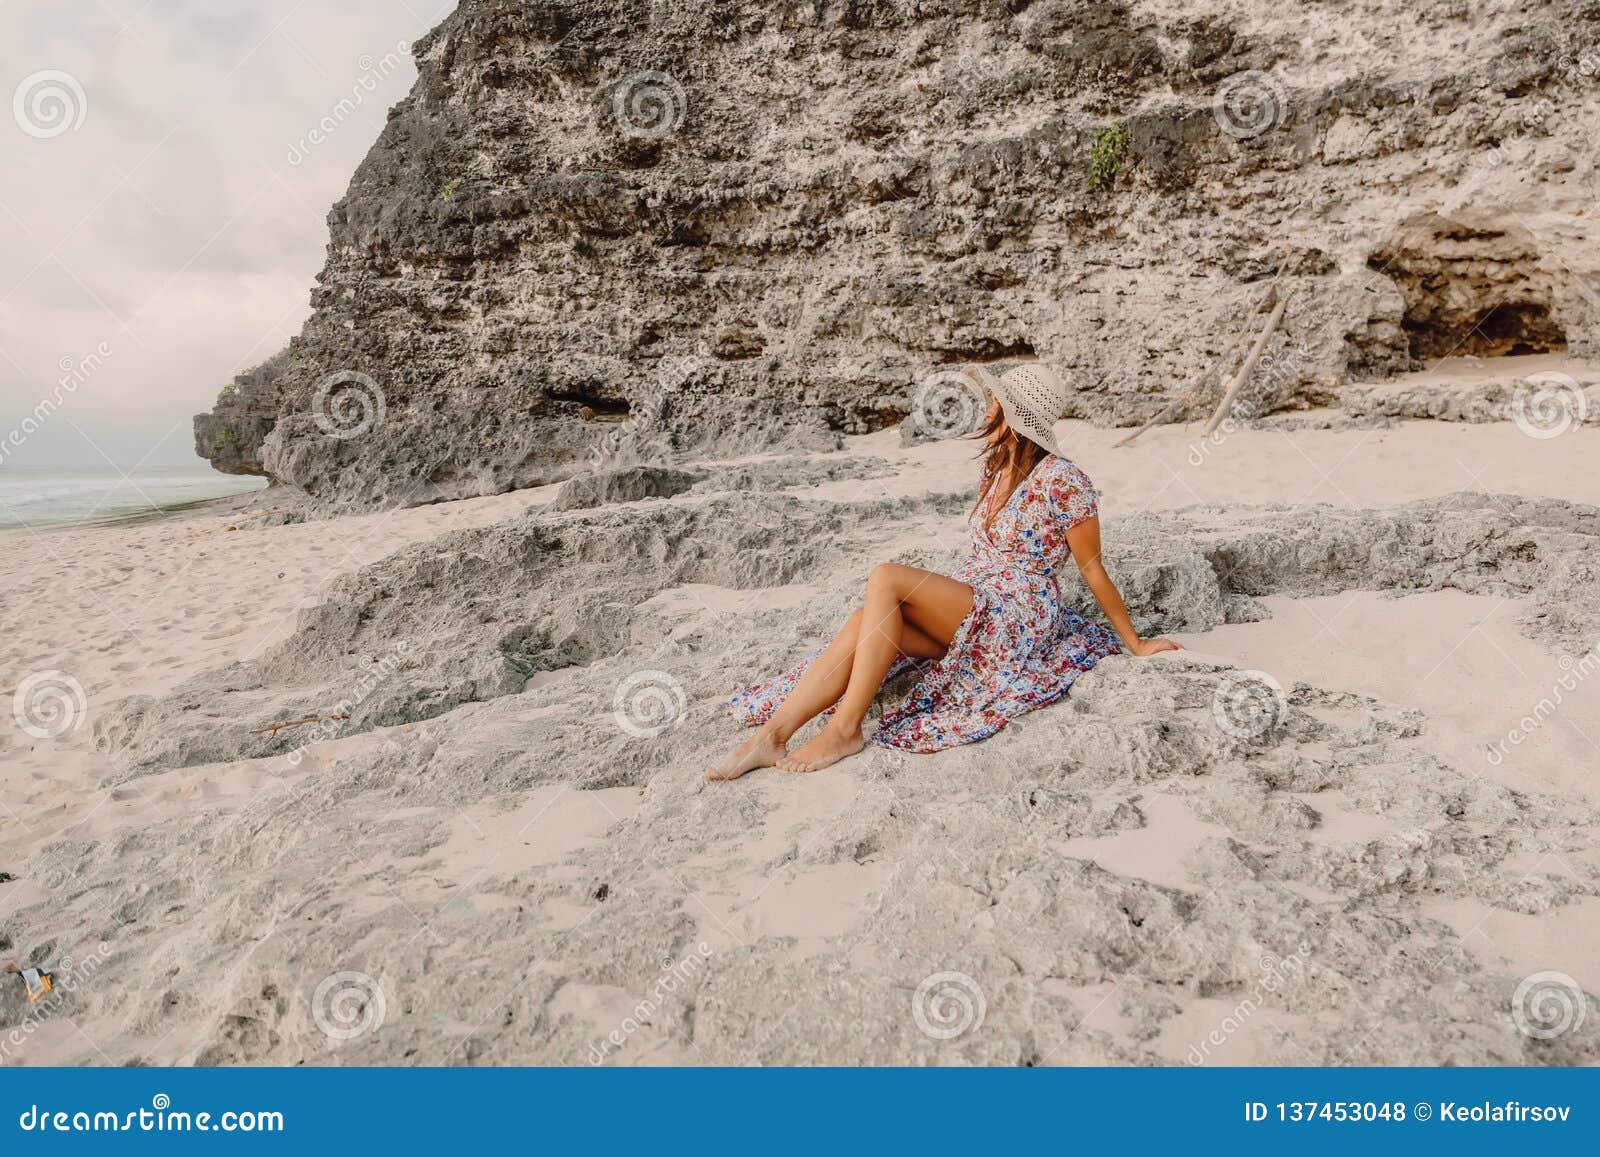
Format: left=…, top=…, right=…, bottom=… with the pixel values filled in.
left=195, top=0, right=1600, bottom=509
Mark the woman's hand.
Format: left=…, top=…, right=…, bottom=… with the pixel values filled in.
left=1126, top=637, right=1181, bottom=657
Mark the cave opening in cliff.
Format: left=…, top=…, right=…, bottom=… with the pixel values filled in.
left=1367, top=214, right=1567, bottom=364
left=544, top=389, right=632, bottom=421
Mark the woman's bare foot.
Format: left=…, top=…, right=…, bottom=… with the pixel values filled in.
left=705, top=726, right=787, bottom=782
left=778, top=721, right=865, bottom=773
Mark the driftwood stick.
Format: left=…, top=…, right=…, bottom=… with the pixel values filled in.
left=1115, top=264, right=1290, bottom=448
left=1191, top=278, right=1283, bottom=412
left=1114, top=358, right=1230, bottom=447
left=252, top=713, right=349, bottom=736
left=1201, top=292, right=1291, bottom=438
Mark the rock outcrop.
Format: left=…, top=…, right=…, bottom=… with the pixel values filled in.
left=1342, top=362, right=1600, bottom=424
left=194, top=0, right=1600, bottom=510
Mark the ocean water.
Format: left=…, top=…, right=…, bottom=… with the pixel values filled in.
left=0, top=466, right=267, bottom=529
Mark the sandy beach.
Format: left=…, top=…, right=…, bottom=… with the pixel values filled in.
left=4, top=385, right=1598, bottom=1065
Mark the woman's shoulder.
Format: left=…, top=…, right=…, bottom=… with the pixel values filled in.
left=1043, top=455, right=1098, bottom=496
left=1037, top=455, right=1100, bottom=527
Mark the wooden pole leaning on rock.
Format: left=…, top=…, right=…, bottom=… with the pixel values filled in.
left=1201, top=290, right=1291, bottom=438
left=1113, top=351, right=1234, bottom=448
left=1115, top=264, right=1290, bottom=449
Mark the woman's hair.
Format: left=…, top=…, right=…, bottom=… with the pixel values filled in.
left=970, top=404, right=1046, bottom=526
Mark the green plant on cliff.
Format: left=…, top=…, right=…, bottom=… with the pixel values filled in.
left=211, top=424, right=241, bottom=453
left=439, top=176, right=462, bottom=201
left=1087, top=123, right=1130, bottom=191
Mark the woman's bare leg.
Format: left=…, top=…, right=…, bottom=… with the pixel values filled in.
left=706, top=611, right=861, bottom=781
left=706, top=603, right=951, bottom=782
left=780, top=564, right=974, bottom=773
left=764, top=611, right=863, bottom=744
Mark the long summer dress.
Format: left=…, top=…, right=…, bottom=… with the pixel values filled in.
left=726, top=454, right=1122, bottom=752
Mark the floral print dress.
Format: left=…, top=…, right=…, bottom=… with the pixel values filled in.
left=727, top=455, right=1122, bottom=752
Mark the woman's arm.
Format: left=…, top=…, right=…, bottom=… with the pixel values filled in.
left=1064, top=516, right=1180, bottom=657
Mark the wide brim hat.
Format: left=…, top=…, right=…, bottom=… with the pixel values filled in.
left=970, top=363, right=1068, bottom=457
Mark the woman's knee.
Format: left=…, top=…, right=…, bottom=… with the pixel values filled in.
left=867, top=562, right=911, bottom=596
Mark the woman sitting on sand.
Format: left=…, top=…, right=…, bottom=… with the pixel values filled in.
left=707, top=363, right=1180, bottom=781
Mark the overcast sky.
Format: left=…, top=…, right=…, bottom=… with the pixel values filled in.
left=0, top=0, right=454, bottom=469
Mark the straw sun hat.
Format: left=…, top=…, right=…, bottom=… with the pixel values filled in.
left=966, top=363, right=1070, bottom=457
